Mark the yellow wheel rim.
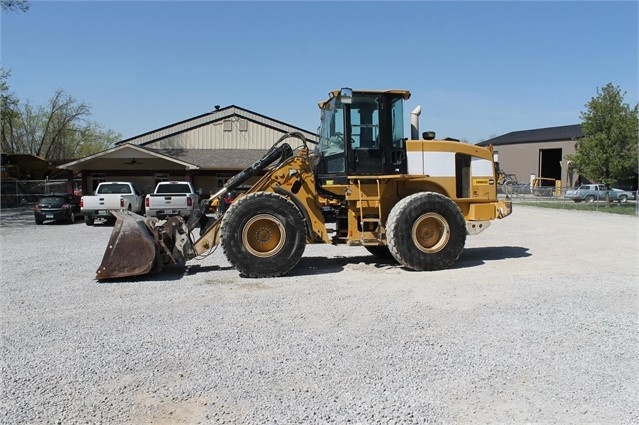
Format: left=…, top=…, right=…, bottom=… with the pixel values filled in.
left=242, top=214, right=286, bottom=258
left=411, top=213, right=450, bottom=254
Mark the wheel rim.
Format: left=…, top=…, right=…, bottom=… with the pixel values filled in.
left=411, top=213, right=450, bottom=254
left=242, top=214, right=286, bottom=258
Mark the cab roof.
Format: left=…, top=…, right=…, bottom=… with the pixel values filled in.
left=319, top=89, right=411, bottom=109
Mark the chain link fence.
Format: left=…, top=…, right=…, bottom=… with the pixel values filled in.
left=499, top=184, right=638, bottom=216
left=1, top=179, right=82, bottom=209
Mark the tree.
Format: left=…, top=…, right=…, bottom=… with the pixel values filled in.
left=1, top=88, right=121, bottom=159
left=1, top=0, right=120, bottom=160
left=0, top=0, right=29, bottom=13
left=1, top=68, right=21, bottom=153
left=567, top=83, right=639, bottom=193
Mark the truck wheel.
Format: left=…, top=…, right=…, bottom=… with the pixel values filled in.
left=67, top=211, right=75, bottom=224
left=585, top=195, right=595, bottom=203
left=221, top=192, right=306, bottom=278
left=85, top=216, right=94, bottom=226
left=386, top=192, right=466, bottom=271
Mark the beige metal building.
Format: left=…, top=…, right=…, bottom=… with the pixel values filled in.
left=477, top=124, right=582, bottom=188
left=60, top=105, right=318, bottom=196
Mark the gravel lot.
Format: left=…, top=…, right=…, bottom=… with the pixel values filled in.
left=1, top=205, right=637, bottom=424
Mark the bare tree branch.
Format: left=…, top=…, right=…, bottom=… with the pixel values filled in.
left=1, top=0, right=29, bottom=13
left=0, top=0, right=29, bottom=12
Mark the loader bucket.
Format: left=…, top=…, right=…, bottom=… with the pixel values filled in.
left=96, top=210, right=159, bottom=280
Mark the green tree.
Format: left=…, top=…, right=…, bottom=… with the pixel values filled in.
left=567, top=83, right=639, bottom=192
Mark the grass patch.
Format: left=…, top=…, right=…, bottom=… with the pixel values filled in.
left=517, top=200, right=638, bottom=216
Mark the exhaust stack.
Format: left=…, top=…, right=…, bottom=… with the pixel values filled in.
left=411, top=105, right=421, bottom=140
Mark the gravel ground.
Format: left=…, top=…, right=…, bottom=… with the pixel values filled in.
left=0, top=205, right=637, bottom=424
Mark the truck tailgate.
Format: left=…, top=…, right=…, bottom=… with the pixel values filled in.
left=81, top=195, right=122, bottom=211
left=148, top=194, right=189, bottom=208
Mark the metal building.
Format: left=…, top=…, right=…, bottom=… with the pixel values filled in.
left=477, top=124, right=582, bottom=188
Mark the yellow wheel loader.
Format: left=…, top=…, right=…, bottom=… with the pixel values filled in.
left=96, top=88, right=512, bottom=280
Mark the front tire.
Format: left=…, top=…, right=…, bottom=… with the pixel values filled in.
left=221, top=192, right=306, bottom=278
left=618, top=195, right=628, bottom=204
left=585, top=195, right=595, bottom=203
left=386, top=192, right=466, bottom=271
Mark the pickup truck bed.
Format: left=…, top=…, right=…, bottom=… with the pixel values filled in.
left=81, top=182, right=144, bottom=225
left=145, top=181, right=199, bottom=219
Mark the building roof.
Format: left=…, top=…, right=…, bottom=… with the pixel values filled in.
left=477, top=124, right=583, bottom=147
left=58, top=143, right=199, bottom=171
left=116, top=104, right=317, bottom=147
left=149, top=148, right=269, bottom=170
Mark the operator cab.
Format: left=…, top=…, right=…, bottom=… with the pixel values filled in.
left=315, top=88, right=410, bottom=185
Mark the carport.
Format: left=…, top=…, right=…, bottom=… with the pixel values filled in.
left=58, top=143, right=199, bottom=196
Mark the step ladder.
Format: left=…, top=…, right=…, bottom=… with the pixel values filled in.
left=356, top=178, right=383, bottom=245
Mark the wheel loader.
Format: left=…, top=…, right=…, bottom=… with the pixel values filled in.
left=96, top=88, right=512, bottom=280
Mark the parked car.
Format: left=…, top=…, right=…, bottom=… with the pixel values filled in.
left=565, top=184, right=635, bottom=203
left=610, top=188, right=636, bottom=203
left=34, top=193, right=81, bottom=225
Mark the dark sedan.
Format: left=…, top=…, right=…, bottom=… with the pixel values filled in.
left=34, top=194, right=81, bottom=225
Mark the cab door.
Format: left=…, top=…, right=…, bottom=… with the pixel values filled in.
left=349, top=94, right=406, bottom=176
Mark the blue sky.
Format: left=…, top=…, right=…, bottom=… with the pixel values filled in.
left=1, top=1, right=637, bottom=144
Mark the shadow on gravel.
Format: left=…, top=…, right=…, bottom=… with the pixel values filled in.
left=453, top=246, right=531, bottom=269
left=289, top=255, right=397, bottom=277
left=186, top=264, right=235, bottom=275
left=0, top=206, right=114, bottom=228
left=287, top=246, right=531, bottom=276
left=0, top=206, right=37, bottom=227
left=95, top=264, right=189, bottom=284
left=93, top=246, right=532, bottom=282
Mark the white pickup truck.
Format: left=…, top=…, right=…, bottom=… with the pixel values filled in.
left=145, top=181, right=199, bottom=219
left=81, top=182, right=145, bottom=226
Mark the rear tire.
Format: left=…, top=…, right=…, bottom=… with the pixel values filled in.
left=221, top=192, right=306, bottom=278
left=85, top=216, right=94, bottom=226
left=105, top=217, right=117, bottom=226
left=67, top=212, right=75, bottom=224
left=386, top=192, right=466, bottom=271
left=585, top=195, right=595, bottom=203
left=35, top=218, right=44, bottom=225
